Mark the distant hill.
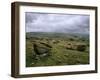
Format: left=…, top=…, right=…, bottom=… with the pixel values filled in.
left=26, top=32, right=89, bottom=39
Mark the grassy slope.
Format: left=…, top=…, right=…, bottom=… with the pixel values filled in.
left=26, top=32, right=89, bottom=67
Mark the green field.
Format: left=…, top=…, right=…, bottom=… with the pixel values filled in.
left=26, top=32, right=89, bottom=67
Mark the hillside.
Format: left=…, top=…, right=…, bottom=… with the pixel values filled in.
left=26, top=32, right=89, bottom=67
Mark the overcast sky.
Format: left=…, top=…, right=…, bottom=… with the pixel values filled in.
left=25, top=12, right=90, bottom=34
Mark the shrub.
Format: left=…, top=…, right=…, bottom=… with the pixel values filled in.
left=76, top=44, right=86, bottom=51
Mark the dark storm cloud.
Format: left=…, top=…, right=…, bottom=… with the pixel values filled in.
left=25, top=12, right=89, bottom=34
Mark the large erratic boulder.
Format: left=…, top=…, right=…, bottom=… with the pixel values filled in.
left=33, top=42, right=52, bottom=57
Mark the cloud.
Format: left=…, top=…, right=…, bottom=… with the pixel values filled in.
left=25, top=12, right=89, bottom=34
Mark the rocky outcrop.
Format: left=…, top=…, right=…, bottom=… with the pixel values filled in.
left=65, top=43, right=86, bottom=51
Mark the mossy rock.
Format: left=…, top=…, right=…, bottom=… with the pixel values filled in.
left=33, top=42, right=52, bottom=56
